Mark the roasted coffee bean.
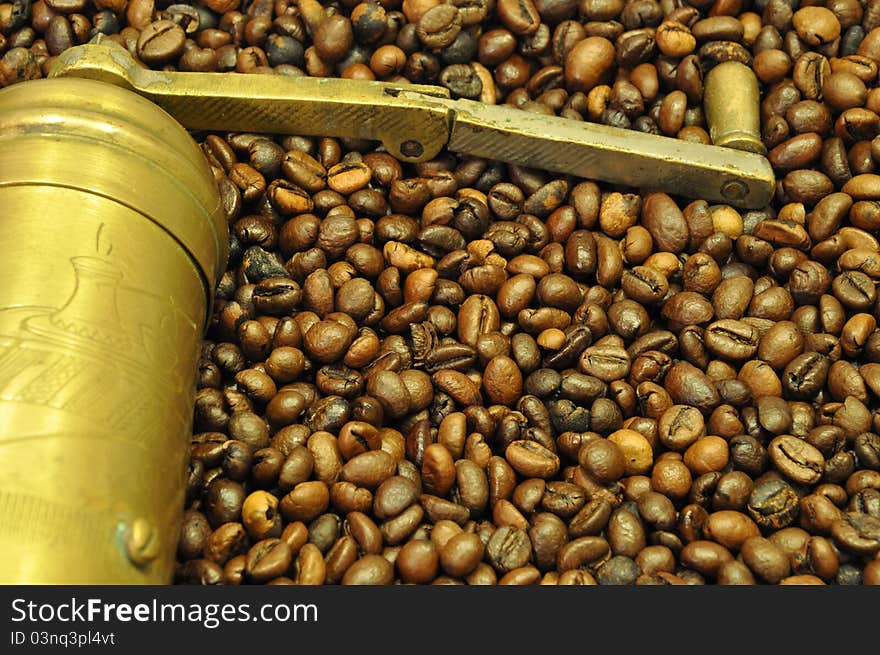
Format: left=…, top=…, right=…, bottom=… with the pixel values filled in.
left=831, top=512, right=880, bottom=555
left=342, top=554, right=394, bottom=585
left=506, top=440, right=560, bottom=479
left=483, top=355, right=523, bottom=406
left=741, top=536, right=791, bottom=583
left=607, top=428, right=654, bottom=476
left=607, top=508, right=646, bottom=557
left=783, top=352, right=830, bottom=400
left=769, top=435, right=825, bottom=485
left=579, top=342, right=630, bottom=382
left=245, top=538, right=293, bottom=583
left=396, top=539, right=440, bottom=583
left=557, top=536, right=609, bottom=572
left=565, top=36, right=615, bottom=92
left=679, top=540, right=734, bottom=578
left=748, top=479, right=800, bottom=529
left=703, top=510, right=760, bottom=552
left=486, top=526, right=532, bottom=573
left=854, top=433, right=880, bottom=470
left=529, top=512, right=569, bottom=571
left=138, top=20, right=186, bottom=65
left=417, top=5, right=462, bottom=49
left=704, top=320, right=759, bottom=362
left=439, top=531, right=485, bottom=577
left=596, top=555, right=641, bottom=585
left=440, top=63, right=483, bottom=98
left=578, top=438, right=625, bottom=483
left=637, top=492, right=676, bottom=531
left=621, top=266, right=668, bottom=304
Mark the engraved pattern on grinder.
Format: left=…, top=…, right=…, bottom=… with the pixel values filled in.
left=0, top=227, right=195, bottom=443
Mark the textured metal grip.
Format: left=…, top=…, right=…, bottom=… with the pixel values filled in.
left=49, top=42, right=453, bottom=163
left=50, top=40, right=775, bottom=209
left=444, top=96, right=775, bottom=209
left=141, top=78, right=454, bottom=163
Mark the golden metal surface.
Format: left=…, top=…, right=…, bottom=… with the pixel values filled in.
left=442, top=96, right=773, bottom=208
left=49, top=41, right=454, bottom=163
left=51, top=41, right=775, bottom=209
left=0, top=78, right=227, bottom=583
left=704, top=61, right=767, bottom=156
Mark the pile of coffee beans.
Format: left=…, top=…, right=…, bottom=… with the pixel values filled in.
left=3, top=0, right=880, bottom=585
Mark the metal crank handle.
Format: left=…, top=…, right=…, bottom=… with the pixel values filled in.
left=50, top=39, right=775, bottom=209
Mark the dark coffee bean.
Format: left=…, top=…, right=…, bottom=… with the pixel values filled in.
left=178, top=510, right=212, bottom=561
left=621, top=266, right=669, bottom=304
left=440, top=63, right=483, bottom=98
left=486, top=526, right=532, bottom=572
left=783, top=352, right=830, bottom=400
left=747, top=479, right=800, bottom=529
left=597, top=555, right=641, bottom=585
left=177, top=559, right=224, bottom=585
left=854, top=433, right=880, bottom=470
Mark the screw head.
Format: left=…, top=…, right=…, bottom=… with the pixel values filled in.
left=400, top=140, right=424, bottom=159
left=721, top=179, right=748, bottom=201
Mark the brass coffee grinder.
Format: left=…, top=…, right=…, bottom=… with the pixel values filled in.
left=0, top=38, right=772, bottom=584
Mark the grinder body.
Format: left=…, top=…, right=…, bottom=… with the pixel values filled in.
left=0, top=78, right=227, bottom=584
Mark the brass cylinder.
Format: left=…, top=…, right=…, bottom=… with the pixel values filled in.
left=0, top=78, right=227, bottom=583
left=704, top=61, right=766, bottom=156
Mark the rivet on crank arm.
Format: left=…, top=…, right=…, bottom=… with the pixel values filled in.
left=50, top=38, right=775, bottom=209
